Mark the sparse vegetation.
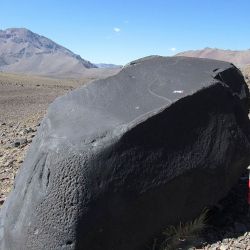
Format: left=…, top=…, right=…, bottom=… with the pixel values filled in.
left=154, top=208, right=209, bottom=250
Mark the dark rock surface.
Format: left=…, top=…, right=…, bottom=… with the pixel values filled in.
left=1, top=56, right=250, bottom=250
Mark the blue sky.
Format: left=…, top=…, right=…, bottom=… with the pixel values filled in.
left=1, top=0, right=250, bottom=65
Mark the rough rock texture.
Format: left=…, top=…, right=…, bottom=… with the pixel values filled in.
left=1, top=56, right=250, bottom=250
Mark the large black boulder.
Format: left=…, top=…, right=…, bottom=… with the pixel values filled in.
left=1, top=56, right=250, bottom=250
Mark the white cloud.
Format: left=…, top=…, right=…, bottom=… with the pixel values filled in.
left=169, top=48, right=177, bottom=52
left=113, top=27, right=121, bottom=32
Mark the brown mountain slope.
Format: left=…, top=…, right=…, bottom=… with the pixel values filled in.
left=0, top=28, right=97, bottom=77
left=176, top=48, right=250, bottom=68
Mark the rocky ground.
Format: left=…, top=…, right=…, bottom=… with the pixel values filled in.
left=195, top=171, right=250, bottom=250
left=0, top=72, right=250, bottom=249
left=0, top=118, right=40, bottom=205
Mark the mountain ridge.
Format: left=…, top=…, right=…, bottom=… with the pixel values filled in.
left=0, top=28, right=97, bottom=77
left=176, top=47, right=250, bottom=68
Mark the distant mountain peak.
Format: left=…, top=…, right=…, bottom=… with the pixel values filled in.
left=0, top=27, right=97, bottom=76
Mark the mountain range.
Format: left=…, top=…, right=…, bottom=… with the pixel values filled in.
left=176, top=47, right=250, bottom=68
left=0, top=28, right=99, bottom=77
left=1, top=28, right=250, bottom=78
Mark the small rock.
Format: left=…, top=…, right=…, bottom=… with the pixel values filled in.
left=0, top=197, right=6, bottom=205
left=19, top=130, right=27, bottom=136
left=11, top=138, right=28, bottom=147
left=1, top=122, right=6, bottom=126
left=210, top=246, right=218, bottom=250
left=0, top=177, right=9, bottom=181
left=20, top=128, right=34, bottom=136
left=237, top=236, right=244, bottom=242
left=222, top=238, right=229, bottom=244
left=220, top=244, right=228, bottom=250
left=234, top=242, right=245, bottom=249
left=2, top=160, right=13, bottom=167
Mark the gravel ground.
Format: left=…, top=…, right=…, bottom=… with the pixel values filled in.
left=0, top=73, right=250, bottom=249
left=0, top=119, right=40, bottom=205
left=196, top=171, right=250, bottom=250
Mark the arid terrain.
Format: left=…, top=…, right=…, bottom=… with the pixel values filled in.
left=0, top=70, right=250, bottom=249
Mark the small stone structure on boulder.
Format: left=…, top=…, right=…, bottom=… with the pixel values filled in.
left=1, top=56, right=250, bottom=250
